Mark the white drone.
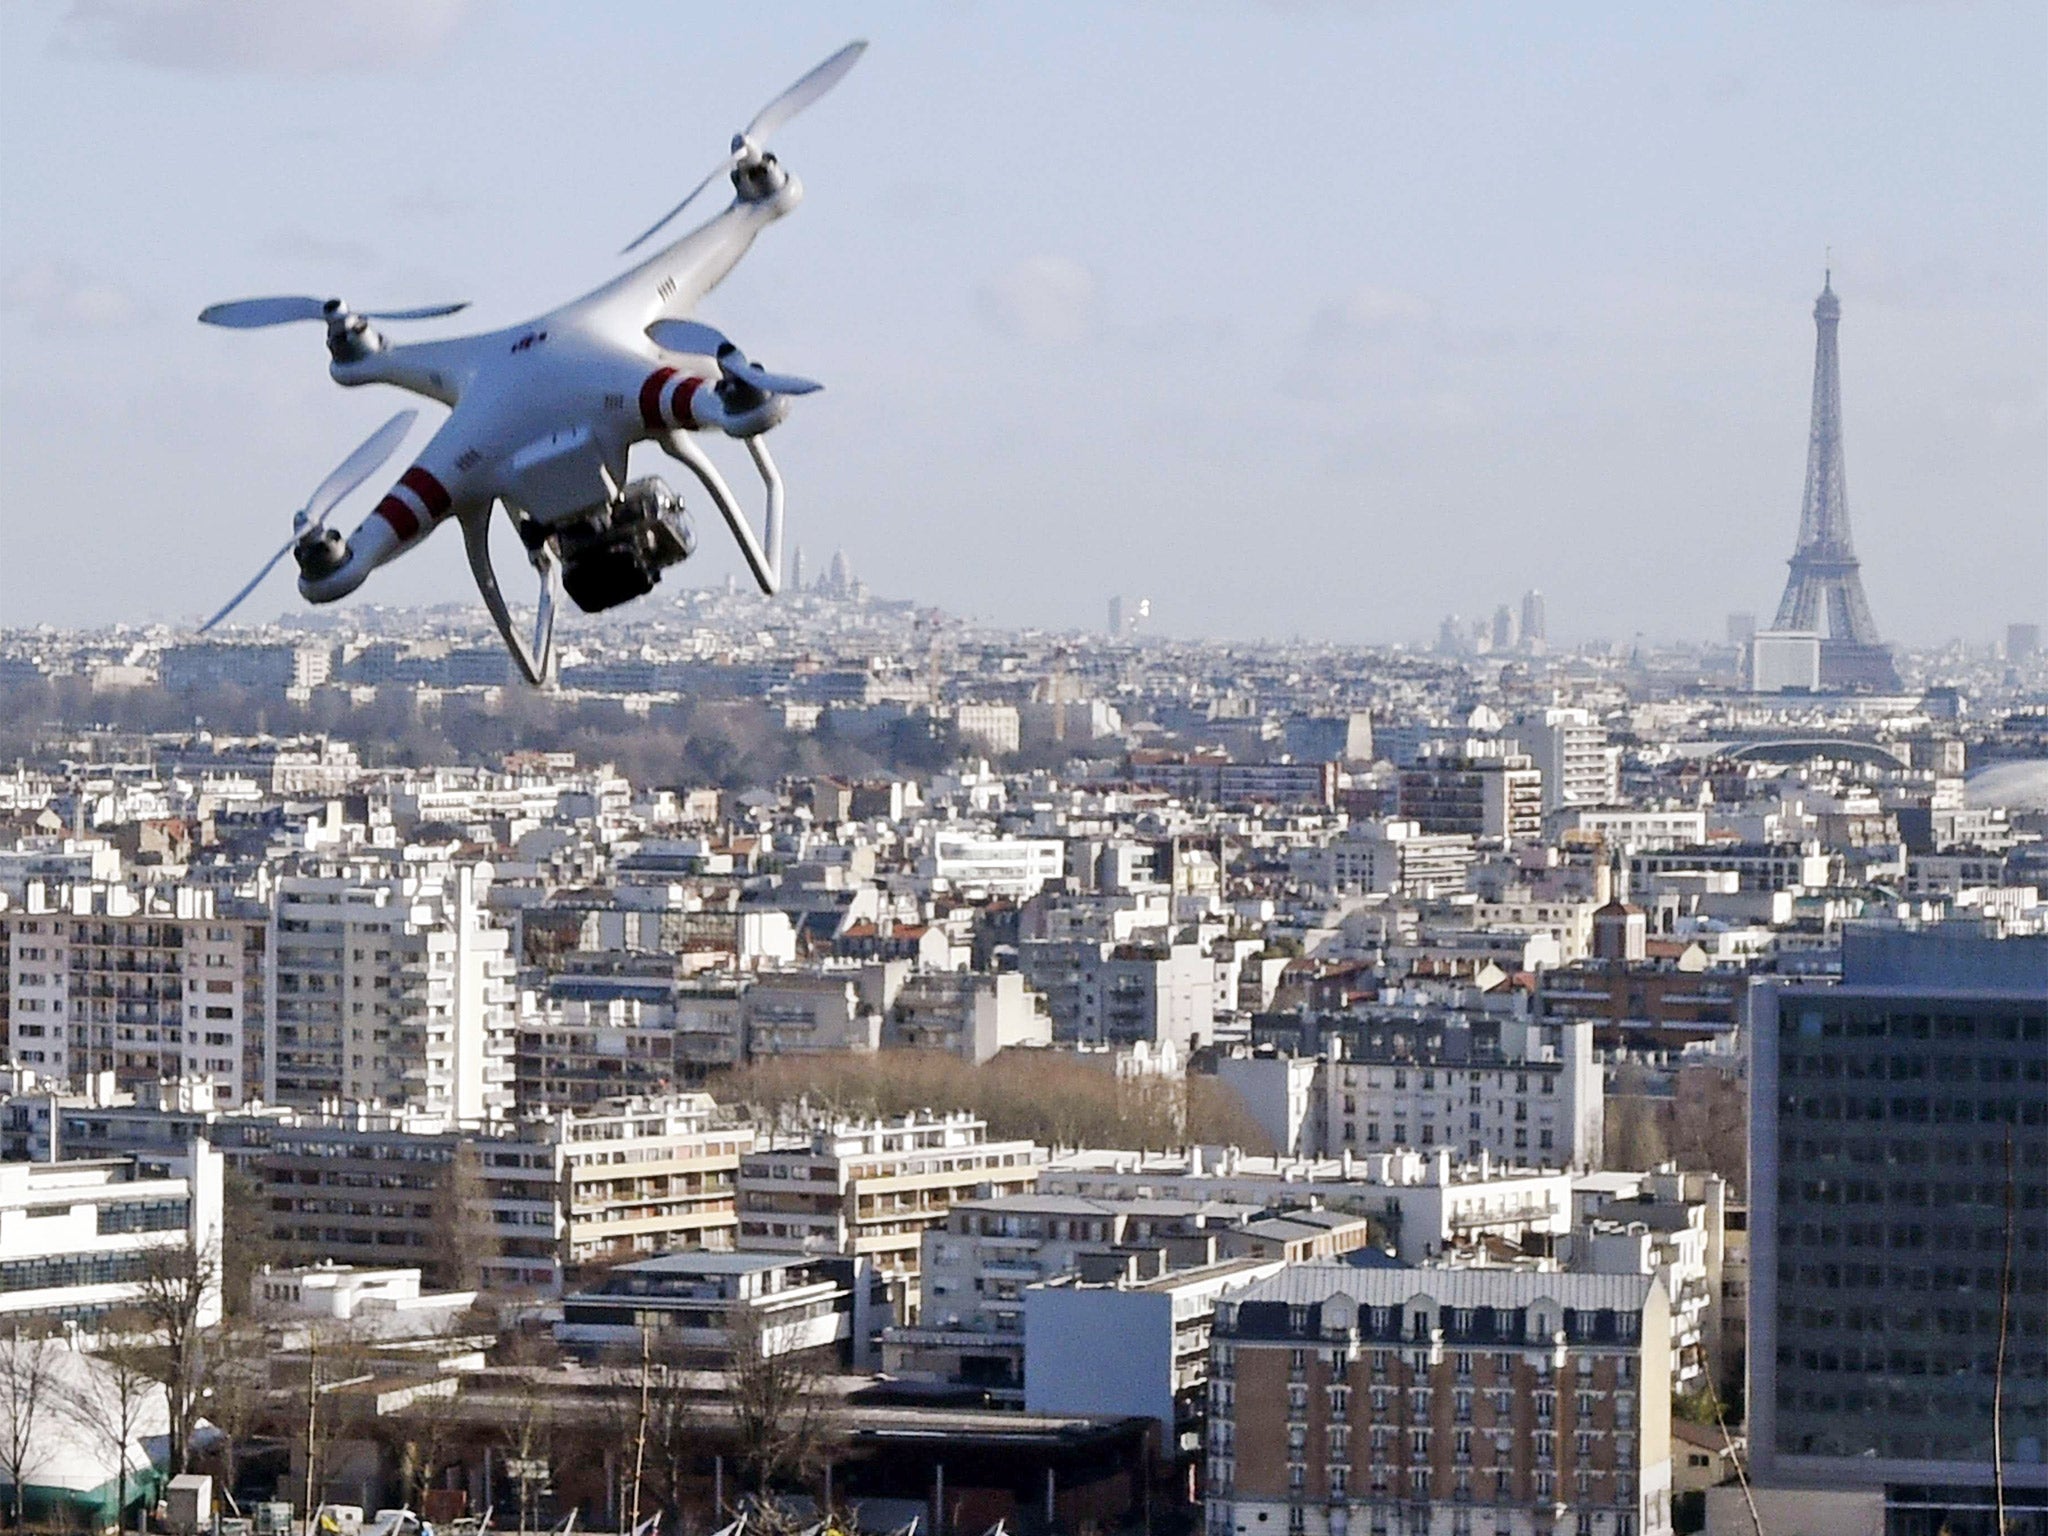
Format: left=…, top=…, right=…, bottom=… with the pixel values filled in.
left=198, top=41, right=865, bottom=685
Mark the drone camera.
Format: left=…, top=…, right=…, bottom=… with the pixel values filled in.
left=557, top=477, right=697, bottom=614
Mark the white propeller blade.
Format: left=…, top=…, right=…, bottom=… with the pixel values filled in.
left=199, top=296, right=327, bottom=328
left=646, top=320, right=822, bottom=395
left=197, top=409, right=417, bottom=633
left=198, top=542, right=299, bottom=634
left=732, top=361, right=822, bottom=396
left=621, top=39, right=867, bottom=255
left=302, top=409, right=418, bottom=525
left=198, top=296, right=468, bottom=329
left=745, top=38, right=867, bottom=143
left=646, top=319, right=734, bottom=357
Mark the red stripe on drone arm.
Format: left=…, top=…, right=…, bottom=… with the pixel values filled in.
left=399, top=466, right=452, bottom=520
left=373, top=495, right=421, bottom=543
left=667, top=376, right=703, bottom=429
left=639, top=368, right=677, bottom=432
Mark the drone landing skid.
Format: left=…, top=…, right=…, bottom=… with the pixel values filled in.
left=660, top=432, right=784, bottom=597
left=462, top=505, right=557, bottom=686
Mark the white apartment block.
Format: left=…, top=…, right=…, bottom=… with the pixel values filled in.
left=1553, top=807, right=1709, bottom=852
left=1314, top=821, right=1474, bottom=899
left=1316, top=1019, right=1602, bottom=1171
left=1224, top=1018, right=1601, bottom=1172
left=2, top=882, right=266, bottom=1105
left=953, top=703, right=1022, bottom=755
left=1567, top=1167, right=1727, bottom=1396
left=0, top=1140, right=224, bottom=1333
left=268, top=857, right=515, bottom=1124
left=467, top=1092, right=756, bottom=1295
left=918, top=831, right=1066, bottom=900
left=737, top=1112, right=1045, bottom=1285
left=1508, top=708, right=1621, bottom=812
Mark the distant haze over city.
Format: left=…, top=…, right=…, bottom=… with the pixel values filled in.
left=1, top=2, right=2042, bottom=644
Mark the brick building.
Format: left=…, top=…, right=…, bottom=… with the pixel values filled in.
left=1207, top=1265, right=1673, bottom=1536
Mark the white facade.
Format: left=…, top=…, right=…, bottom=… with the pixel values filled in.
left=1318, top=1019, right=1602, bottom=1171
left=1317, top=821, right=1473, bottom=899
left=919, top=831, right=1066, bottom=900
left=268, top=858, right=516, bottom=1123
left=0, top=1141, right=224, bottom=1333
left=1508, top=707, right=1621, bottom=812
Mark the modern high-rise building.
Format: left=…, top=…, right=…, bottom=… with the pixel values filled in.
left=268, top=856, right=516, bottom=1123
left=1520, top=589, right=1548, bottom=651
left=2008, top=623, right=2042, bottom=663
left=1747, top=924, right=2048, bottom=1532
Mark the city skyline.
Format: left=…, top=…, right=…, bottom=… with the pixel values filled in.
left=2, top=3, right=2044, bottom=646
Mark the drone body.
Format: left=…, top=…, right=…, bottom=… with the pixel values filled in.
left=199, top=43, right=861, bottom=684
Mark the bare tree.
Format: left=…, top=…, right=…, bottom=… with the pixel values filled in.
left=129, top=1237, right=221, bottom=1477
left=62, top=1330, right=159, bottom=1533
left=439, top=1145, right=502, bottom=1294
left=200, top=1321, right=274, bottom=1506
left=218, top=1164, right=276, bottom=1320
left=723, top=1309, right=831, bottom=1502
left=0, top=1327, right=63, bottom=1524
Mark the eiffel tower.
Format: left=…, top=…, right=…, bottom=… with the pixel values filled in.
left=1770, top=272, right=1901, bottom=691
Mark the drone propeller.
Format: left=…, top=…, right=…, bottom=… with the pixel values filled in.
left=647, top=319, right=822, bottom=396
left=620, top=39, right=867, bottom=255
left=198, top=296, right=469, bottom=329
left=198, top=409, right=418, bottom=633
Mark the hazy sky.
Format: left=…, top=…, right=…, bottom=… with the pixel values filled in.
left=2, top=1, right=2043, bottom=646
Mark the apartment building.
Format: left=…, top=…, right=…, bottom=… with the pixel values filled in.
left=1506, top=709, right=1620, bottom=814
left=1567, top=1168, right=1727, bottom=1397
left=879, top=969, right=1051, bottom=1062
left=473, top=1092, right=754, bottom=1292
left=1312, top=821, right=1475, bottom=900
left=1232, top=1014, right=1602, bottom=1171
left=0, top=1140, right=224, bottom=1333
left=885, top=1192, right=1264, bottom=1394
left=555, top=1250, right=885, bottom=1367
left=740, top=971, right=878, bottom=1056
left=737, top=1112, right=1045, bottom=1293
left=1043, top=1148, right=1575, bottom=1268
left=918, top=831, right=1066, bottom=900
left=1207, top=1265, right=1673, bottom=1536
left=1399, top=751, right=1545, bottom=845
left=514, top=984, right=683, bottom=1109
left=2, top=881, right=267, bottom=1104
left=269, top=858, right=515, bottom=1123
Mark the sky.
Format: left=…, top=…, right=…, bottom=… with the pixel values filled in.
left=1, top=0, right=2043, bottom=647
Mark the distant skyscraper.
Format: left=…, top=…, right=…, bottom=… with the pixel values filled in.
left=1490, top=603, right=1518, bottom=653
left=1519, top=588, right=1546, bottom=650
left=2009, top=622, right=2041, bottom=662
left=1108, top=595, right=1124, bottom=637
left=1769, top=274, right=1901, bottom=691
left=790, top=545, right=807, bottom=593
